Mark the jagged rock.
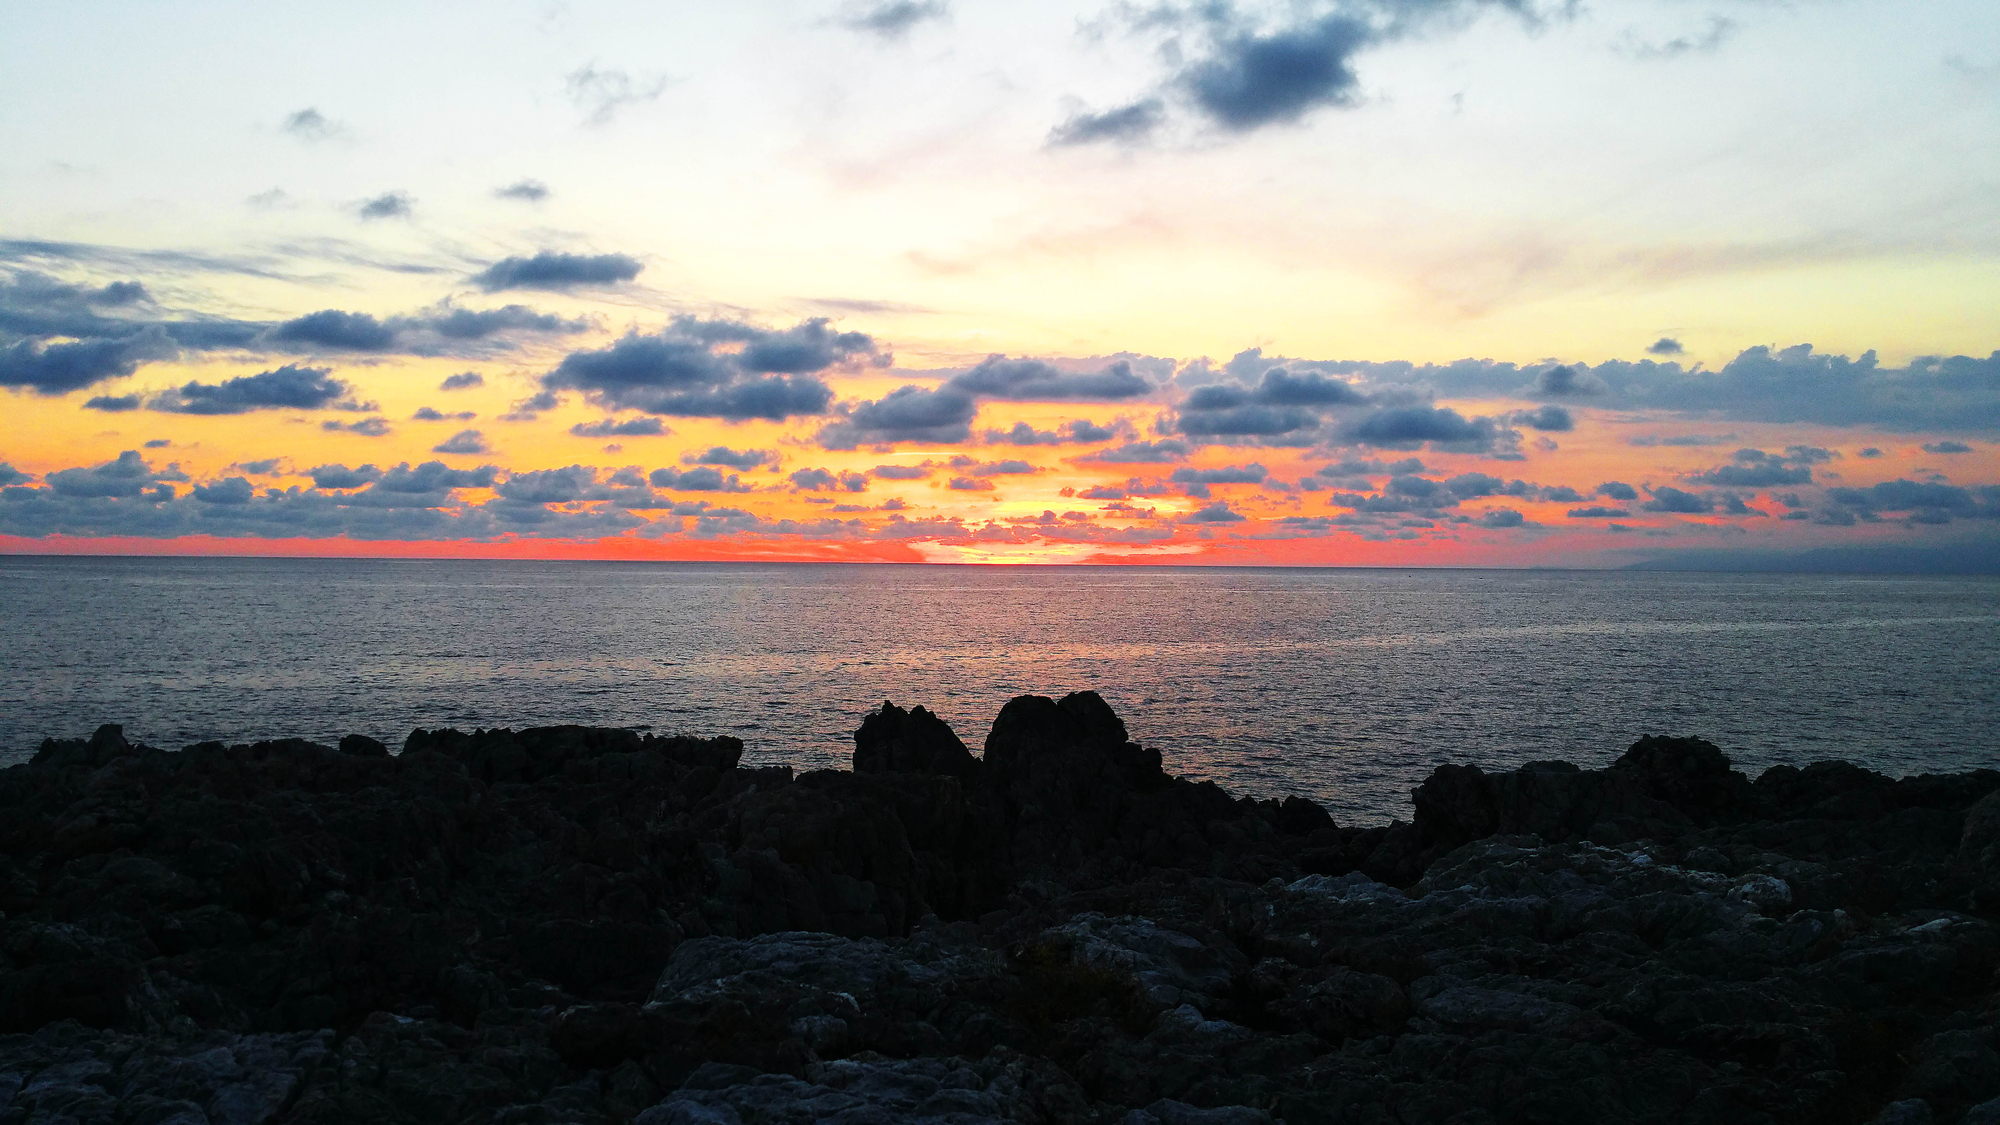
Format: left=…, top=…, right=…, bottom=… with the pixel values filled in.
left=854, top=702, right=978, bottom=778
left=5, top=695, right=2000, bottom=1124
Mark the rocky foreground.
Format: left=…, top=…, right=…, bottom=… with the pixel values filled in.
left=4, top=694, right=2000, bottom=1125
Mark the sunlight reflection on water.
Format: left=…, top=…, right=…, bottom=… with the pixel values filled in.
left=2, top=557, right=1995, bottom=822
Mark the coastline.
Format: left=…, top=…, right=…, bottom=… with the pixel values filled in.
left=3, top=693, right=1998, bottom=1124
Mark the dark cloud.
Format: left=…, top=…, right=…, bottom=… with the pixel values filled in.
left=147, top=365, right=361, bottom=415
left=441, top=372, right=485, bottom=391
left=1511, top=404, right=1573, bottom=432
left=841, top=0, right=947, bottom=38
left=1441, top=473, right=1536, bottom=500
left=1199, top=344, right=2000, bottom=432
left=93, top=281, right=151, bottom=307
left=1073, top=439, right=1191, bottom=464
left=789, top=467, right=868, bottom=493
left=1170, top=464, right=1266, bottom=485
left=727, top=318, right=887, bottom=375
left=947, top=476, right=995, bottom=491
left=1479, top=508, right=1526, bottom=528
left=1567, top=506, right=1630, bottom=518
left=0, top=327, right=177, bottom=394
left=985, top=419, right=1123, bottom=445
left=872, top=463, right=934, bottom=480
left=1181, top=14, right=1374, bottom=131
left=1598, top=481, right=1638, bottom=500
left=1643, top=486, right=1715, bottom=514
left=650, top=466, right=752, bottom=492
left=945, top=355, right=1153, bottom=401
left=1923, top=441, right=1974, bottom=454
left=1647, top=337, right=1685, bottom=356
left=1534, top=364, right=1605, bottom=397
left=193, top=477, right=254, bottom=504
left=281, top=108, right=339, bottom=141
left=44, top=450, right=185, bottom=499
left=1827, top=480, right=1999, bottom=521
left=817, top=385, right=975, bottom=448
left=268, top=309, right=397, bottom=351
left=357, top=193, right=413, bottom=220
left=1684, top=448, right=1815, bottom=488
left=471, top=251, right=644, bottom=292
left=546, top=317, right=877, bottom=422
left=1175, top=366, right=1366, bottom=438
left=495, top=465, right=602, bottom=504
left=309, top=464, right=382, bottom=489
left=432, top=430, right=489, bottom=455
left=1630, top=433, right=1738, bottom=447
left=1342, top=405, right=1514, bottom=453
left=684, top=446, right=773, bottom=470
left=0, top=452, right=673, bottom=543
left=1049, top=100, right=1165, bottom=146
left=412, top=407, right=476, bottom=422
left=82, top=394, right=141, bottom=412
left=0, top=464, right=32, bottom=486
left=1184, top=501, right=1246, bottom=523
left=321, top=418, right=391, bottom=437
left=350, top=460, right=497, bottom=495
left=1858, top=447, right=1885, bottom=459
left=494, top=180, right=549, bottom=202
left=426, top=305, right=589, bottom=340
left=955, top=458, right=1038, bottom=476
left=570, top=417, right=668, bottom=438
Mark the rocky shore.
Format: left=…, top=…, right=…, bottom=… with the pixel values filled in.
left=4, top=692, right=2000, bottom=1124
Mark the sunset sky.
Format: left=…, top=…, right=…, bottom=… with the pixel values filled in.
left=2, top=0, right=1996, bottom=566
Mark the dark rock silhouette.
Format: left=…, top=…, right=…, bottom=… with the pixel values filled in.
left=2, top=698, right=1998, bottom=1123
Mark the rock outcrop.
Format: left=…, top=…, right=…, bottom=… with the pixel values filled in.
left=2, top=694, right=1998, bottom=1123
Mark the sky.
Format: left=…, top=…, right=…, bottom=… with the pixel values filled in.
left=2, top=0, right=1996, bottom=566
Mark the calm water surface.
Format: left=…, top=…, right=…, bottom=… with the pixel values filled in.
left=2, top=556, right=1995, bottom=822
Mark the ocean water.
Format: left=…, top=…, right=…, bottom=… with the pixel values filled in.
left=1, top=556, right=1995, bottom=823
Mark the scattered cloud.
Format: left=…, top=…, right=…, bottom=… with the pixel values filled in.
left=1185, top=501, right=1245, bottom=523
left=1073, top=439, right=1191, bottom=464
left=494, top=179, right=549, bottom=202
left=790, top=467, right=869, bottom=492
left=818, top=384, right=975, bottom=448
left=686, top=446, right=774, bottom=470
left=441, top=372, right=485, bottom=391
left=548, top=316, right=880, bottom=422
left=840, top=0, right=948, bottom=39
left=357, top=192, right=413, bottom=220
left=0, top=327, right=177, bottom=393
left=1511, top=404, right=1573, bottom=432
left=1622, top=16, right=1737, bottom=62
left=268, top=309, right=398, bottom=351
left=570, top=417, right=669, bottom=438
left=1923, top=440, right=1974, bottom=454
left=652, top=466, right=753, bottom=492
left=281, top=107, right=341, bottom=142
left=432, top=429, right=489, bottom=455
left=147, top=365, right=369, bottom=415
left=322, top=417, right=391, bottom=437
left=1647, top=337, right=1685, bottom=356
left=566, top=64, right=668, bottom=126
left=1049, top=100, right=1165, bottom=147
left=470, top=251, right=643, bottom=292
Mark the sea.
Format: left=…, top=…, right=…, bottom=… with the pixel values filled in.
left=2, top=555, right=1996, bottom=824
